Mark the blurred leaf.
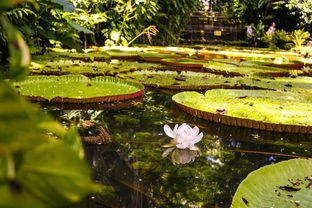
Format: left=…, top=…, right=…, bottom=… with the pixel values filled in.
left=17, top=142, right=100, bottom=207
left=62, top=126, right=84, bottom=158
left=0, top=185, right=46, bottom=208
left=37, top=121, right=67, bottom=138
left=0, top=82, right=47, bottom=155
left=0, top=156, right=12, bottom=180
left=0, top=16, right=30, bottom=80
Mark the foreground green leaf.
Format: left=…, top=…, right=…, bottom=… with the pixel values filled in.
left=17, top=143, right=100, bottom=207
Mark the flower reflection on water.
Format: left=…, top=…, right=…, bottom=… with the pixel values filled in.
left=162, top=123, right=203, bottom=164
left=162, top=147, right=201, bottom=165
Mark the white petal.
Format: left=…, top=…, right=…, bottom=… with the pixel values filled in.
left=164, top=124, right=174, bottom=138
left=192, top=126, right=199, bottom=135
left=193, top=132, right=203, bottom=144
left=173, top=124, right=179, bottom=136
left=177, top=123, right=187, bottom=131
left=189, top=145, right=199, bottom=151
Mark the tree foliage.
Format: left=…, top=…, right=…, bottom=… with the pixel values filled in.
left=68, top=0, right=202, bottom=46
left=286, top=0, right=312, bottom=27
left=213, top=0, right=312, bottom=32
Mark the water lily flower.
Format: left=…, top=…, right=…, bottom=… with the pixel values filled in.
left=163, top=123, right=203, bottom=151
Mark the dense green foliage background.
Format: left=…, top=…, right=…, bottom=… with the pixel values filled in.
left=212, top=0, right=312, bottom=31
left=1, top=0, right=312, bottom=59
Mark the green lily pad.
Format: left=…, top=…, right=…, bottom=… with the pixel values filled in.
left=61, top=52, right=109, bottom=61
left=205, top=62, right=288, bottom=77
left=161, top=57, right=208, bottom=69
left=31, top=59, right=160, bottom=76
left=173, top=89, right=312, bottom=133
left=32, top=51, right=109, bottom=63
left=105, top=49, right=139, bottom=59
left=242, top=76, right=312, bottom=94
left=119, top=70, right=243, bottom=90
left=231, top=159, right=312, bottom=208
left=161, top=57, right=289, bottom=76
left=213, top=58, right=304, bottom=71
left=13, top=75, right=144, bottom=103
left=138, top=52, right=180, bottom=62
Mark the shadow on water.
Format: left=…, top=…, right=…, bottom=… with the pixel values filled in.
left=45, top=89, right=312, bottom=208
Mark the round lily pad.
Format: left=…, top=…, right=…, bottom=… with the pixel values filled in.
left=31, top=59, right=160, bottom=76
left=40, top=95, right=144, bottom=110
left=138, top=52, right=180, bottom=62
left=13, top=75, right=144, bottom=103
left=173, top=89, right=312, bottom=134
left=204, top=61, right=289, bottom=77
left=161, top=58, right=289, bottom=77
left=60, top=52, right=109, bottom=62
left=242, top=76, right=312, bottom=94
left=105, top=49, right=140, bottom=60
left=119, top=70, right=243, bottom=90
left=231, top=159, right=312, bottom=208
left=161, top=57, right=208, bottom=69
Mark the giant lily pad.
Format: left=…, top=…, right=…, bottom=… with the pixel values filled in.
left=32, top=51, right=109, bottom=62
left=213, top=58, right=305, bottom=74
left=31, top=59, right=160, bottom=76
left=161, top=57, right=289, bottom=76
left=205, top=62, right=289, bottom=77
left=161, top=58, right=208, bottom=69
left=119, top=70, right=243, bottom=90
left=105, top=49, right=140, bottom=60
left=231, top=159, right=312, bottom=208
left=242, top=76, right=312, bottom=94
left=13, top=75, right=144, bottom=103
left=138, top=52, right=180, bottom=62
left=173, top=89, right=312, bottom=133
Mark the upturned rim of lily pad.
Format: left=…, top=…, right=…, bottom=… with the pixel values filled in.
left=173, top=90, right=312, bottom=134
left=231, top=158, right=312, bottom=208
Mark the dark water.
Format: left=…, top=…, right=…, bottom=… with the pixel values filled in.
left=47, top=89, right=312, bottom=208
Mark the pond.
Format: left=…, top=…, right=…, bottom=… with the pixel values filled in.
left=45, top=89, right=312, bottom=208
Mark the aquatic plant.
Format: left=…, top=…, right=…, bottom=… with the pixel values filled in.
left=12, top=75, right=144, bottom=103
left=173, top=90, right=312, bottom=133
left=31, top=58, right=160, bottom=76
left=119, top=70, right=244, bottom=90
left=231, top=159, right=312, bottom=208
left=163, top=123, right=203, bottom=150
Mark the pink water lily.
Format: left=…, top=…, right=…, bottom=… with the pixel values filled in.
left=163, top=123, right=203, bottom=150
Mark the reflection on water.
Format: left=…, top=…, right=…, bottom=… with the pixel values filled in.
left=162, top=147, right=201, bottom=165
left=47, top=90, right=312, bottom=208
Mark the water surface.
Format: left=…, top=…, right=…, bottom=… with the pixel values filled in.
left=47, top=90, right=312, bottom=208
